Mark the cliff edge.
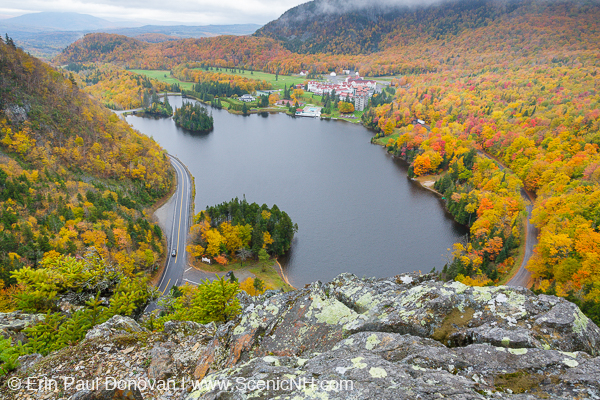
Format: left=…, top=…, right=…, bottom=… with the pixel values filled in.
left=4, top=273, right=600, bottom=399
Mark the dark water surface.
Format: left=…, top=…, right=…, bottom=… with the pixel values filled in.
left=125, top=96, right=468, bottom=286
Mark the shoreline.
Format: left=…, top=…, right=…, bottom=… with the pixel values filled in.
left=412, top=175, right=444, bottom=196
left=186, top=255, right=294, bottom=292
left=372, top=138, right=534, bottom=288
left=181, top=94, right=362, bottom=123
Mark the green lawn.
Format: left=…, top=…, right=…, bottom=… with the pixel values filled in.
left=129, top=69, right=195, bottom=90
left=194, top=68, right=309, bottom=90
left=373, top=132, right=399, bottom=145
left=323, top=108, right=365, bottom=124
left=372, top=75, right=402, bottom=81
left=299, top=93, right=324, bottom=106
left=248, top=263, right=293, bottom=291
left=188, top=257, right=293, bottom=291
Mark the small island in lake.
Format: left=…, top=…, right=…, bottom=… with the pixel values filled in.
left=143, top=91, right=173, bottom=117
left=174, top=101, right=214, bottom=132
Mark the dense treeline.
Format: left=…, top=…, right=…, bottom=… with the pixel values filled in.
left=172, top=65, right=271, bottom=93
left=256, top=0, right=593, bottom=55
left=371, top=59, right=599, bottom=296
left=187, top=198, right=297, bottom=265
left=173, top=101, right=214, bottom=132
left=184, top=81, right=248, bottom=101
left=143, top=91, right=173, bottom=117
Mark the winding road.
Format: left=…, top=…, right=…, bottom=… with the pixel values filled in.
left=477, top=151, right=535, bottom=288
left=412, top=120, right=536, bottom=288
left=145, top=155, right=193, bottom=311
left=505, top=191, right=536, bottom=288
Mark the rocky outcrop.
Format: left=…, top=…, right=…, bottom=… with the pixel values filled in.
left=70, top=388, right=144, bottom=400
left=0, top=311, right=45, bottom=342
left=2, top=317, right=216, bottom=400
left=187, top=273, right=600, bottom=399
left=85, top=315, right=148, bottom=340
left=2, top=104, right=30, bottom=125
left=4, top=273, right=600, bottom=399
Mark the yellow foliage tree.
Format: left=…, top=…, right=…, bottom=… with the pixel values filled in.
left=204, top=228, right=225, bottom=257
left=239, top=277, right=272, bottom=296
left=338, top=101, right=355, bottom=114
left=187, top=244, right=205, bottom=258
left=220, top=221, right=243, bottom=254
left=268, top=93, right=280, bottom=105
left=262, top=231, right=274, bottom=249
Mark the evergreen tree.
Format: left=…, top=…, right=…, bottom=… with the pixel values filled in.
left=173, top=101, right=214, bottom=131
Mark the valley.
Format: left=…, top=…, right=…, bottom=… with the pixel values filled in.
left=0, top=0, right=599, bottom=397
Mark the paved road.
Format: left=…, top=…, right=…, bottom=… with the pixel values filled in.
left=506, top=193, right=537, bottom=288
left=477, top=151, right=535, bottom=288
left=146, top=155, right=193, bottom=311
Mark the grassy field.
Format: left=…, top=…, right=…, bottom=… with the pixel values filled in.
left=248, top=263, right=293, bottom=291
left=373, top=132, right=399, bottom=146
left=129, top=69, right=195, bottom=90
left=372, top=75, right=402, bottom=81
left=298, top=93, right=324, bottom=106
left=188, top=257, right=293, bottom=291
left=194, top=68, right=308, bottom=90
left=322, top=109, right=365, bottom=124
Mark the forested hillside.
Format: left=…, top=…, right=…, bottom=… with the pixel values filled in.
left=0, top=38, right=172, bottom=288
left=254, top=0, right=599, bottom=55
left=66, top=63, right=176, bottom=110
left=51, top=0, right=600, bottom=315
left=55, top=0, right=599, bottom=77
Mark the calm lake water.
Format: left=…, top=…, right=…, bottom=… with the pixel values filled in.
left=125, top=96, right=468, bottom=287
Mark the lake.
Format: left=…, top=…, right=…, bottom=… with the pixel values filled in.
left=125, top=96, right=468, bottom=287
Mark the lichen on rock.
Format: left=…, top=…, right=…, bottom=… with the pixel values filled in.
left=4, top=273, right=600, bottom=399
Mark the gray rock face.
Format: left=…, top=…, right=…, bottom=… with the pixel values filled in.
left=186, top=331, right=597, bottom=399
left=187, top=273, right=600, bottom=399
left=84, top=315, right=147, bottom=340
left=163, top=320, right=216, bottom=337
left=16, top=353, right=42, bottom=372
left=70, top=388, right=144, bottom=399
left=4, top=273, right=600, bottom=399
left=0, top=311, right=45, bottom=342
left=3, top=104, right=30, bottom=125
left=147, top=344, right=175, bottom=380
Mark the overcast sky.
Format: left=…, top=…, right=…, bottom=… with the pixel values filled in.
left=0, top=0, right=310, bottom=25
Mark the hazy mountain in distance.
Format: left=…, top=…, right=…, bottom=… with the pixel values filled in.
left=0, top=12, right=261, bottom=60
left=104, top=24, right=262, bottom=38
left=3, top=12, right=120, bottom=31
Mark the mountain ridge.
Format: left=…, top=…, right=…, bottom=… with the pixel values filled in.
left=0, top=12, right=261, bottom=59
left=254, top=0, right=600, bottom=54
left=3, top=12, right=120, bottom=32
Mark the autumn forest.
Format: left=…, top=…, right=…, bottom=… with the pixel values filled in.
left=0, top=0, right=599, bottom=374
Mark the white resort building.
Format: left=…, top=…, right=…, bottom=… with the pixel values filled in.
left=239, top=94, right=255, bottom=102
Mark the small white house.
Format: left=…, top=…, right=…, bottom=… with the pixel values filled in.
left=299, top=70, right=309, bottom=76
left=239, top=94, right=255, bottom=102
left=330, top=72, right=337, bottom=77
